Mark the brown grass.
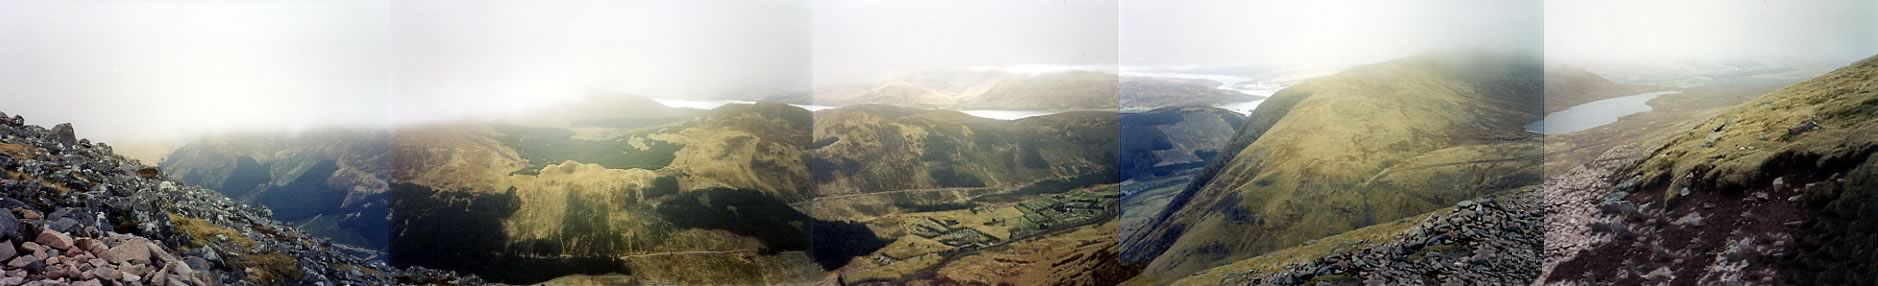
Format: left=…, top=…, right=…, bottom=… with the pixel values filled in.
left=167, top=213, right=256, bottom=250
left=0, top=143, right=34, bottom=158
left=239, top=252, right=304, bottom=284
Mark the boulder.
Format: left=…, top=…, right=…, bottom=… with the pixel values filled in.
left=34, top=229, right=72, bottom=250
left=146, top=242, right=179, bottom=264
left=50, top=123, right=76, bottom=146
left=0, top=241, right=12, bottom=261
left=74, top=238, right=107, bottom=256
left=100, top=240, right=150, bottom=264
left=5, top=254, right=39, bottom=269
left=0, top=211, right=17, bottom=241
left=45, top=218, right=79, bottom=233
left=19, top=242, right=43, bottom=257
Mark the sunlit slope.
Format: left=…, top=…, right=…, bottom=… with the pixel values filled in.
left=1637, top=54, right=1878, bottom=199
left=809, top=105, right=1119, bottom=200
left=384, top=101, right=828, bottom=284
left=1122, top=52, right=1546, bottom=283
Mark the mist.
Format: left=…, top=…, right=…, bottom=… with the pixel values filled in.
left=1547, top=0, right=1878, bottom=67
left=1120, top=0, right=1542, bottom=70
left=0, top=0, right=389, bottom=143
left=390, top=0, right=811, bottom=124
left=811, top=0, right=1119, bottom=85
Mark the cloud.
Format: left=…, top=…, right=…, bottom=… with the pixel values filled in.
left=0, top=0, right=389, bottom=142
left=1546, top=0, right=1878, bottom=65
left=1120, top=0, right=1542, bottom=69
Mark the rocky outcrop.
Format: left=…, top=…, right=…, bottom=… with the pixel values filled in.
left=1200, top=189, right=1544, bottom=285
left=0, top=111, right=487, bottom=285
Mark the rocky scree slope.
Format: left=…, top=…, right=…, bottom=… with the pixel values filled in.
left=1545, top=54, right=1878, bottom=285
left=161, top=129, right=392, bottom=252
left=0, top=112, right=487, bottom=285
left=1177, top=187, right=1543, bottom=286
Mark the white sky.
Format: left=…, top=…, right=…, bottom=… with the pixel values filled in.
left=1120, top=0, right=1543, bottom=69
left=812, top=0, right=1118, bottom=84
left=0, top=0, right=389, bottom=143
left=1547, top=0, right=1878, bottom=66
left=390, top=0, right=811, bottom=123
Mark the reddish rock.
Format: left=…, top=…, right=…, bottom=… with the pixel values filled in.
left=146, top=242, right=179, bottom=264
left=100, top=240, right=150, bottom=265
left=35, top=230, right=72, bottom=251
left=5, top=255, right=39, bottom=268
left=73, top=239, right=106, bottom=256
left=0, top=240, right=14, bottom=261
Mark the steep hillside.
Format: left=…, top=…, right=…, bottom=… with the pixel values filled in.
left=1544, top=54, right=1878, bottom=285
left=386, top=101, right=828, bottom=284
left=1635, top=54, right=1878, bottom=200
left=162, top=129, right=393, bottom=251
left=809, top=105, right=1119, bottom=202
left=0, top=113, right=485, bottom=285
left=1543, top=64, right=1646, bottom=113
left=1121, top=52, right=1546, bottom=283
left=1119, top=107, right=1245, bottom=181
left=384, top=96, right=1139, bottom=283
left=1173, top=186, right=1542, bottom=286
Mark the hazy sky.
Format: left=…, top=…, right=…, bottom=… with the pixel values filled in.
left=1120, top=0, right=1543, bottom=70
left=1548, top=0, right=1878, bottom=66
left=0, top=0, right=388, bottom=143
left=391, top=0, right=810, bottom=123
left=812, top=0, right=1118, bottom=84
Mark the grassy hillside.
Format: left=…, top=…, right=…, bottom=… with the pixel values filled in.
left=1544, top=54, right=1878, bottom=285
left=1543, top=64, right=1648, bottom=113
left=809, top=105, right=1119, bottom=200
left=1626, top=54, right=1878, bottom=284
left=1636, top=54, right=1878, bottom=199
left=385, top=100, right=829, bottom=284
left=1121, top=51, right=1546, bottom=283
left=1120, top=107, right=1245, bottom=181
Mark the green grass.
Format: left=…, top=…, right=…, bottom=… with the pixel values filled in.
left=1635, top=54, right=1878, bottom=200
left=1128, top=51, right=1546, bottom=283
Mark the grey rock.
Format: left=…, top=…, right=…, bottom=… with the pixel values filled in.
left=0, top=241, right=13, bottom=261
left=50, top=123, right=76, bottom=146
left=0, top=211, right=16, bottom=241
